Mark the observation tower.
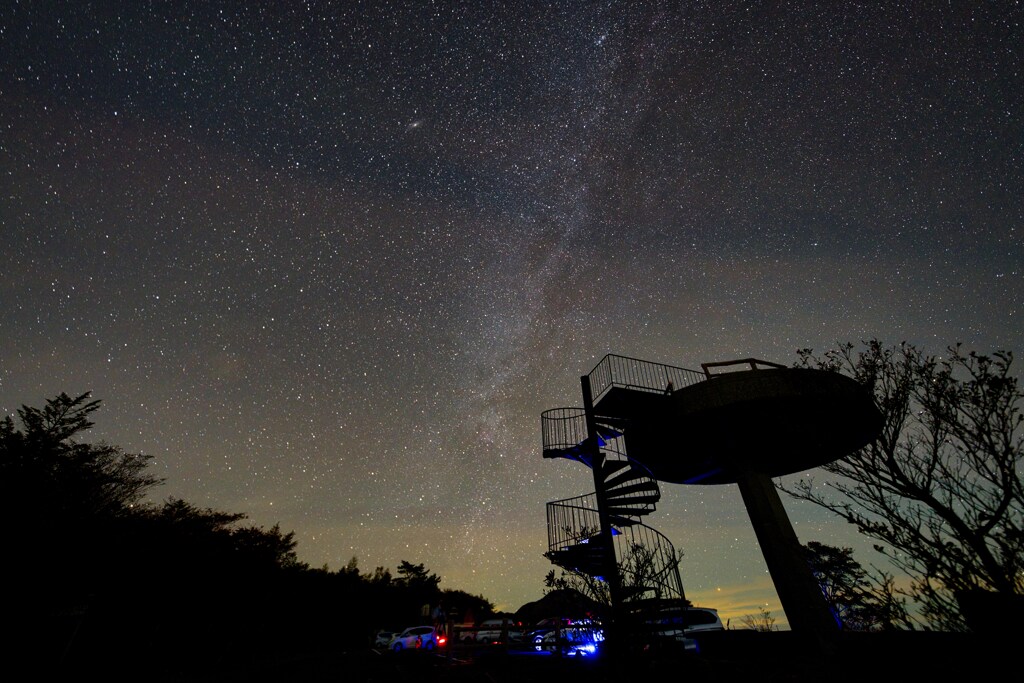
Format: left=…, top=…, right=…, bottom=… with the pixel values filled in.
left=540, top=354, right=882, bottom=648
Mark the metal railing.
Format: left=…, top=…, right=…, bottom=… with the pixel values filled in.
left=546, top=428, right=683, bottom=603
left=546, top=493, right=602, bottom=551
left=615, top=522, right=686, bottom=603
left=541, top=407, right=588, bottom=459
left=587, top=354, right=705, bottom=404
left=545, top=495, right=685, bottom=604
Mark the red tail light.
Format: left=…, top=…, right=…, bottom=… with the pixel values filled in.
left=438, top=636, right=447, bottom=646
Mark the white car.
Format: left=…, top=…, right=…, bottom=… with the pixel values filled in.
left=680, top=607, right=725, bottom=634
left=474, top=618, right=524, bottom=643
left=648, top=606, right=724, bottom=651
left=388, top=626, right=447, bottom=652
left=374, top=630, right=399, bottom=647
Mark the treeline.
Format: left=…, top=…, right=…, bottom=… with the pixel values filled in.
left=1, top=393, right=492, bottom=676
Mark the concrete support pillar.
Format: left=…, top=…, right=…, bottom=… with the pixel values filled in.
left=733, top=467, right=838, bottom=650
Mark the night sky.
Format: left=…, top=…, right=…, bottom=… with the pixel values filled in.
left=2, top=2, right=1021, bottom=625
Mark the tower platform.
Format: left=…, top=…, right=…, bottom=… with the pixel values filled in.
left=593, top=367, right=881, bottom=485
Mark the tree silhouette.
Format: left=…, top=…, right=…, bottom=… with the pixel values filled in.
left=395, top=560, right=442, bottom=622
left=2, top=393, right=502, bottom=675
left=782, top=341, right=1024, bottom=630
left=544, top=567, right=611, bottom=610
left=0, top=393, right=319, bottom=671
left=0, top=391, right=162, bottom=521
left=397, top=560, right=441, bottom=590
left=440, top=588, right=495, bottom=624
left=2, top=393, right=164, bottom=614
left=803, top=541, right=910, bottom=631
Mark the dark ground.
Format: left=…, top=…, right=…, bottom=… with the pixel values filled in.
left=128, top=631, right=1004, bottom=683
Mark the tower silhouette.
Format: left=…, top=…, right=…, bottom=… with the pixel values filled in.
left=541, top=354, right=882, bottom=651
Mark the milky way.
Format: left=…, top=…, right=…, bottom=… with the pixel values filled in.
left=2, top=2, right=1021, bottom=622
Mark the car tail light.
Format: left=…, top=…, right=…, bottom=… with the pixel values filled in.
left=438, top=635, right=447, bottom=646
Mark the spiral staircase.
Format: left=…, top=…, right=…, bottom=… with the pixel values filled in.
left=541, top=356, right=707, bottom=641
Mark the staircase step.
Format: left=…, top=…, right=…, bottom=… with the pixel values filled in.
left=595, top=425, right=624, bottom=440
left=608, top=515, right=639, bottom=527
left=601, top=459, right=631, bottom=478
left=552, top=548, right=609, bottom=560
left=595, top=415, right=630, bottom=432
left=546, top=547, right=610, bottom=577
left=606, top=480, right=660, bottom=498
left=548, top=561, right=605, bottom=576
left=604, top=465, right=647, bottom=490
left=606, top=506, right=654, bottom=518
left=547, top=553, right=610, bottom=569
left=551, top=540, right=609, bottom=555
left=607, top=493, right=660, bottom=506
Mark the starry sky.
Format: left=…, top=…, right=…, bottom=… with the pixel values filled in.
left=2, top=2, right=1021, bottom=626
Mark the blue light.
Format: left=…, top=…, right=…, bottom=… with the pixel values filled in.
left=683, top=467, right=724, bottom=484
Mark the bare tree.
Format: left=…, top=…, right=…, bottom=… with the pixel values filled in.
left=781, top=341, right=1024, bottom=630
left=544, top=567, right=611, bottom=608
left=740, top=607, right=776, bottom=632
left=619, top=540, right=682, bottom=602
left=544, top=531, right=683, bottom=610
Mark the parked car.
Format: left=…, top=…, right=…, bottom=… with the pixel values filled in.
left=645, top=606, right=723, bottom=652
left=388, top=626, right=447, bottom=652
left=672, top=607, right=725, bottom=635
left=451, top=622, right=478, bottom=642
left=537, top=621, right=604, bottom=656
left=528, top=617, right=594, bottom=647
left=475, top=617, right=525, bottom=643
left=374, top=630, right=399, bottom=647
